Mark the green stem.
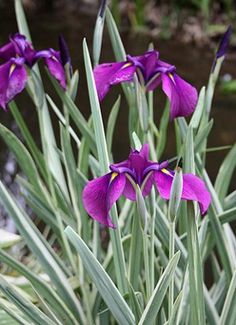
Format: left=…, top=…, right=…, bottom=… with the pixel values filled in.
left=149, top=189, right=156, bottom=294
left=93, top=222, right=101, bottom=261
left=128, top=207, right=142, bottom=290
left=143, top=232, right=151, bottom=299
left=186, top=203, right=206, bottom=325
left=168, top=220, right=175, bottom=319
left=109, top=211, right=128, bottom=294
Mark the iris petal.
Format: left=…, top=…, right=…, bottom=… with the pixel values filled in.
left=94, top=61, right=136, bottom=100
left=154, top=169, right=211, bottom=215
left=127, top=50, right=159, bottom=81
left=82, top=172, right=126, bottom=228
left=122, top=178, right=136, bottom=201
left=41, top=49, right=66, bottom=89
left=161, top=73, right=198, bottom=120
left=139, top=143, right=149, bottom=160
left=0, top=42, right=16, bottom=61
left=11, top=33, right=36, bottom=67
left=0, top=59, right=27, bottom=110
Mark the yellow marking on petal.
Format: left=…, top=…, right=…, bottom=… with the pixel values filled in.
left=9, top=64, right=16, bottom=76
left=168, top=73, right=175, bottom=84
left=121, top=62, right=132, bottom=69
left=161, top=168, right=172, bottom=176
left=51, top=55, right=58, bottom=61
left=111, top=172, right=118, bottom=181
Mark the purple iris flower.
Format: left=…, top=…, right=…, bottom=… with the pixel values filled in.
left=0, top=33, right=36, bottom=67
left=10, top=34, right=37, bottom=67
left=36, top=36, right=72, bottom=89
left=82, top=144, right=211, bottom=228
left=94, top=50, right=198, bottom=120
left=36, top=49, right=67, bottom=89
left=0, top=34, right=34, bottom=109
left=0, top=33, right=71, bottom=109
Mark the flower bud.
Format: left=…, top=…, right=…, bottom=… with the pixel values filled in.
left=169, top=167, right=183, bottom=221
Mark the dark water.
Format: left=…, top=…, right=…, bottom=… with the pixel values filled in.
left=0, top=6, right=236, bottom=222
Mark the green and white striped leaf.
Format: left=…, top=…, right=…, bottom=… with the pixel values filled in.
left=0, top=123, right=40, bottom=190
left=0, top=298, right=32, bottom=325
left=138, top=251, right=180, bottom=324
left=0, top=276, right=55, bottom=325
left=215, top=144, right=236, bottom=202
left=65, top=226, right=135, bottom=325
left=106, top=96, right=120, bottom=155
left=93, top=0, right=107, bottom=65
left=0, top=181, right=85, bottom=323
left=0, top=249, right=77, bottom=325
left=189, top=86, right=206, bottom=130
left=220, top=271, right=236, bottom=325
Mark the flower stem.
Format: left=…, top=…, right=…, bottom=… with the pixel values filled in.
left=168, top=220, right=175, bottom=319
left=143, top=231, right=151, bottom=299
left=128, top=207, right=142, bottom=290
left=149, top=190, right=156, bottom=294
left=186, top=202, right=206, bottom=325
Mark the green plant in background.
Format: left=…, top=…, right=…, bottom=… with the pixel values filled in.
left=111, top=0, right=234, bottom=33
left=111, top=0, right=146, bottom=28
left=0, top=1, right=235, bottom=325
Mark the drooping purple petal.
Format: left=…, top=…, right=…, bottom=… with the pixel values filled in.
left=94, top=61, right=136, bottom=100
left=46, top=58, right=66, bottom=89
left=122, top=177, right=136, bottom=201
left=0, top=58, right=27, bottom=110
left=0, top=62, right=11, bottom=109
left=154, top=169, right=211, bottom=215
left=39, top=49, right=66, bottom=89
left=6, top=59, right=27, bottom=104
left=82, top=172, right=126, bottom=228
left=161, top=72, right=198, bottom=120
left=0, top=42, right=16, bottom=61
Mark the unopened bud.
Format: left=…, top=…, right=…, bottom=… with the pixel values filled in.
left=169, top=167, right=183, bottom=221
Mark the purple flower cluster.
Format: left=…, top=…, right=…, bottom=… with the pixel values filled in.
left=82, top=144, right=211, bottom=228
left=0, top=33, right=71, bottom=109
left=94, top=50, right=198, bottom=120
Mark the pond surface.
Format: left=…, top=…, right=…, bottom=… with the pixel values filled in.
left=0, top=6, right=236, bottom=226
